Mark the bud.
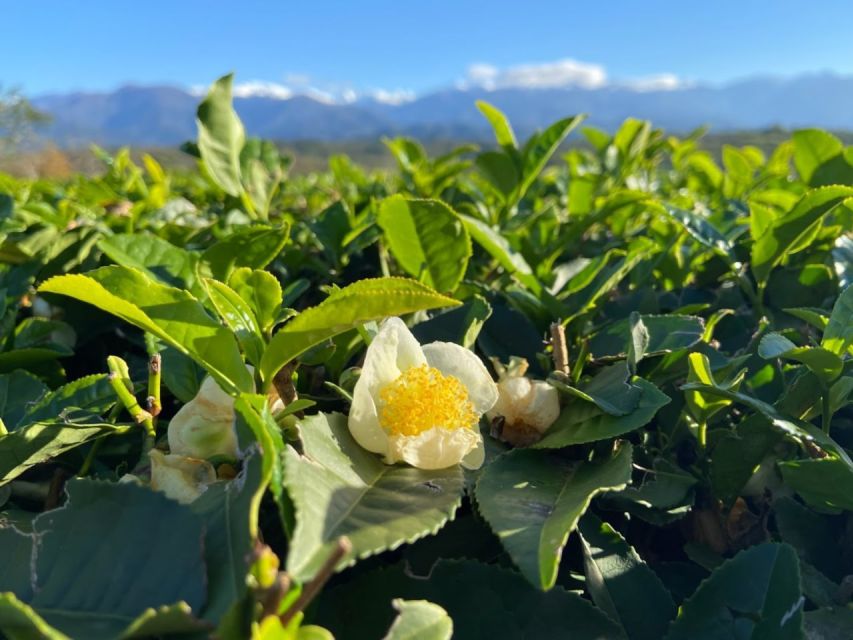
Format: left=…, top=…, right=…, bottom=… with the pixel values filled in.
left=487, top=358, right=560, bottom=447
left=168, top=376, right=239, bottom=460
left=149, top=449, right=216, bottom=504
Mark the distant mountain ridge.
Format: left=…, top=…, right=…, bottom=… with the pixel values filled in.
left=30, top=72, right=853, bottom=147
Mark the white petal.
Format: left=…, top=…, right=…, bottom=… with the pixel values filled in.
left=422, top=342, right=498, bottom=415
left=461, top=437, right=485, bottom=470
left=349, top=386, right=387, bottom=454
left=349, top=317, right=427, bottom=454
left=386, top=427, right=482, bottom=469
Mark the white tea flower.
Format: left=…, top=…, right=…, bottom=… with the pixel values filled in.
left=349, top=317, right=498, bottom=470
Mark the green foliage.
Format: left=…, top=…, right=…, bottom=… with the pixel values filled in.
left=475, top=443, right=632, bottom=588
left=665, top=544, right=803, bottom=639
left=196, top=73, right=245, bottom=198
left=283, top=413, right=464, bottom=582
left=0, top=77, right=851, bottom=639
left=377, top=196, right=471, bottom=292
left=260, top=277, right=459, bottom=384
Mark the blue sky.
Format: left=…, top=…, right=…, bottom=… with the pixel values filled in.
left=5, top=1, right=853, bottom=97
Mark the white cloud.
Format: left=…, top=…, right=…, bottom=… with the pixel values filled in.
left=464, top=58, right=608, bottom=90
left=622, top=73, right=688, bottom=92
left=231, top=81, right=293, bottom=100
left=462, top=58, right=688, bottom=93
left=369, top=88, right=416, bottom=105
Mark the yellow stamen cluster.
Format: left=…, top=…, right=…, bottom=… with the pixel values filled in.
left=379, top=365, right=478, bottom=436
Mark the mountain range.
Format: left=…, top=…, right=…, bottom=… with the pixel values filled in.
left=30, top=72, right=853, bottom=147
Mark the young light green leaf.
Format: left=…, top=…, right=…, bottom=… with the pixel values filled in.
left=377, top=196, right=471, bottom=292
left=476, top=101, right=518, bottom=150
left=99, top=233, right=200, bottom=293
left=203, top=278, right=265, bottom=367
left=283, top=413, right=464, bottom=582
left=259, top=277, right=459, bottom=384
left=459, top=214, right=542, bottom=293
left=196, top=73, right=245, bottom=197
left=519, top=115, right=584, bottom=199
left=758, top=332, right=843, bottom=383
left=201, top=224, right=289, bottom=282
left=39, top=266, right=252, bottom=393
left=823, top=284, right=853, bottom=355
left=475, top=443, right=633, bottom=589
left=475, top=151, right=519, bottom=199
left=228, top=267, right=283, bottom=334
left=751, top=186, right=853, bottom=287
left=684, top=352, right=746, bottom=424
left=791, top=129, right=853, bottom=186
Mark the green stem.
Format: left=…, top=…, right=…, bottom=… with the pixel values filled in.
left=108, top=372, right=155, bottom=437
left=378, top=241, right=391, bottom=277
left=79, top=439, right=102, bottom=477
left=697, top=419, right=708, bottom=451
left=821, top=386, right=832, bottom=434
left=356, top=323, right=374, bottom=347
left=147, top=353, right=162, bottom=420
left=240, top=189, right=261, bottom=221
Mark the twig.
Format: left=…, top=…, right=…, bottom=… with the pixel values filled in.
left=273, top=361, right=299, bottom=408
left=279, top=537, right=351, bottom=626
left=147, top=353, right=162, bottom=418
left=9, top=480, right=50, bottom=502
left=45, top=468, right=69, bottom=510
left=550, top=322, right=570, bottom=377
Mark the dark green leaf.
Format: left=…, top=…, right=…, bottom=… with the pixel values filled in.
left=590, top=314, right=704, bottom=360
left=475, top=443, right=633, bottom=589
left=535, top=378, right=669, bottom=448
left=579, top=514, right=676, bottom=640
left=0, top=480, right=207, bottom=640
left=665, top=543, right=803, bottom=640
left=316, top=560, right=626, bottom=640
